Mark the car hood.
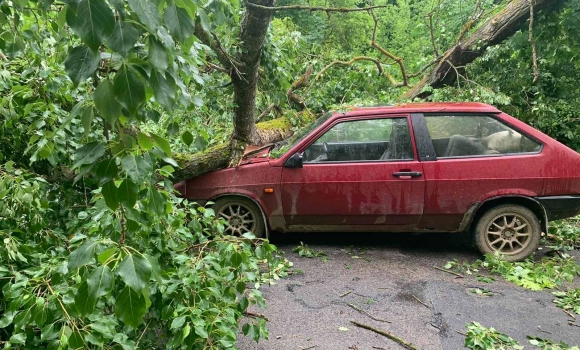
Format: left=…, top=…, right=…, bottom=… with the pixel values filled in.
left=240, top=144, right=274, bottom=164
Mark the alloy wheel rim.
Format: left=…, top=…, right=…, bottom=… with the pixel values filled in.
left=485, top=213, right=532, bottom=255
left=218, top=203, right=256, bottom=236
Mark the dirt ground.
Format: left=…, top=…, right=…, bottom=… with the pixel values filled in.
left=237, top=232, right=580, bottom=350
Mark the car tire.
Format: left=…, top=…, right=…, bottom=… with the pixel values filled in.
left=473, top=204, right=541, bottom=262
left=213, top=197, right=266, bottom=238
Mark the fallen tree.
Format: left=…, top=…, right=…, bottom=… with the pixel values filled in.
left=173, top=0, right=564, bottom=183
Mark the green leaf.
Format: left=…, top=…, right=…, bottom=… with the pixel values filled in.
left=117, top=253, right=152, bottom=293
left=66, top=0, right=115, bottom=50
left=118, top=178, right=138, bottom=208
left=68, top=239, right=101, bottom=270
left=98, top=247, right=118, bottom=264
left=72, top=142, right=106, bottom=169
left=65, top=45, right=99, bottom=86
left=197, top=8, right=210, bottom=32
left=101, top=180, right=119, bottom=210
left=106, top=21, right=139, bottom=55
left=94, top=158, right=118, bottom=184
left=137, top=132, right=154, bottom=151
left=75, top=281, right=96, bottom=316
left=150, top=69, right=175, bottom=108
left=9, top=333, right=26, bottom=345
left=170, top=316, right=186, bottom=330
left=114, top=66, right=145, bottom=115
left=128, top=0, right=159, bottom=33
left=121, top=155, right=151, bottom=183
left=115, top=286, right=147, bottom=328
left=94, top=80, right=122, bottom=125
left=147, top=188, right=166, bottom=216
left=81, top=106, right=94, bottom=137
left=181, top=131, right=194, bottom=146
left=231, top=252, right=243, bottom=268
left=148, top=37, right=168, bottom=70
left=163, top=4, right=195, bottom=42
left=87, top=265, right=114, bottom=299
left=151, top=133, right=171, bottom=156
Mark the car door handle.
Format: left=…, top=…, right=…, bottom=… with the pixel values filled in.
left=392, top=171, right=423, bottom=179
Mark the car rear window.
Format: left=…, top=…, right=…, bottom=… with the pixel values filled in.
left=424, top=115, right=542, bottom=158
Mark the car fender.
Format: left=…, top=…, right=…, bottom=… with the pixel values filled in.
left=460, top=194, right=548, bottom=234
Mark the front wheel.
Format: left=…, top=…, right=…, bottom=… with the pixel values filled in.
left=473, top=204, right=541, bottom=262
left=213, top=197, right=266, bottom=238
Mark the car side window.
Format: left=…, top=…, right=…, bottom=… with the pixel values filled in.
left=425, top=115, right=542, bottom=158
left=303, top=117, right=414, bottom=163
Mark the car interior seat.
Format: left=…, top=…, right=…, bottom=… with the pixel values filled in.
left=380, top=119, right=414, bottom=160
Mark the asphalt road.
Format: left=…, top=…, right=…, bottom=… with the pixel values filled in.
left=237, top=232, right=580, bottom=350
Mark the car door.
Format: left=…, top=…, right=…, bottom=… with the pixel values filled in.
left=280, top=115, right=425, bottom=230
left=412, top=113, right=545, bottom=231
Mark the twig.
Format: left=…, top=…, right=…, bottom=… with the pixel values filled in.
left=412, top=294, right=430, bottom=308
left=433, top=266, right=463, bottom=278
left=528, top=0, right=539, bottom=83
left=372, top=347, right=388, bottom=350
left=340, top=290, right=352, bottom=298
left=350, top=320, right=417, bottom=350
left=255, top=103, right=276, bottom=122
left=457, top=330, right=467, bottom=336
left=568, top=321, right=580, bottom=328
left=537, top=327, right=553, bottom=335
left=347, top=304, right=390, bottom=323
left=245, top=2, right=387, bottom=13
left=562, top=309, right=576, bottom=320
left=244, top=311, right=269, bottom=321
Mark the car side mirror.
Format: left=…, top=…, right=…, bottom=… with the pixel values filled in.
left=284, top=153, right=303, bottom=168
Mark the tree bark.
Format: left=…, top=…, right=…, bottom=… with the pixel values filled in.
left=403, top=0, right=563, bottom=99
left=231, top=0, right=275, bottom=145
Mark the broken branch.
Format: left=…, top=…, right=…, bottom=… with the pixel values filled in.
left=412, top=294, right=430, bottom=308
left=433, top=266, right=463, bottom=278
left=244, top=311, right=269, bottom=321
left=339, top=290, right=352, bottom=298
left=244, top=2, right=387, bottom=13
left=350, top=320, right=417, bottom=350
left=347, top=303, right=390, bottom=323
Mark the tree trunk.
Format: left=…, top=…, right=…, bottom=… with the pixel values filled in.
left=231, top=0, right=275, bottom=145
left=403, top=0, right=563, bottom=99
left=173, top=111, right=312, bottom=182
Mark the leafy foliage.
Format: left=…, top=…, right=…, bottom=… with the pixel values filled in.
left=528, top=336, right=580, bottom=350
left=546, top=217, right=580, bottom=251
left=464, top=323, right=580, bottom=350
left=292, top=242, right=326, bottom=258
left=479, top=254, right=580, bottom=291
left=464, top=322, right=523, bottom=350
left=552, top=288, right=580, bottom=316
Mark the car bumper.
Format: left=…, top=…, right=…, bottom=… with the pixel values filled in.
left=536, top=195, right=580, bottom=221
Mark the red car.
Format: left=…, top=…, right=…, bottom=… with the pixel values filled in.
left=176, top=102, right=580, bottom=261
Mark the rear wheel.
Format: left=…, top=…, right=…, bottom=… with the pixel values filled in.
left=213, top=197, right=266, bottom=238
left=473, top=204, right=541, bottom=262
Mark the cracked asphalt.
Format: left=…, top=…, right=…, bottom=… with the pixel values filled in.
left=237, top=232, right=580, bottom=350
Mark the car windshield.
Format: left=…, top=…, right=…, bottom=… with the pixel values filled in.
left=270, top=112, right=333, bottom=158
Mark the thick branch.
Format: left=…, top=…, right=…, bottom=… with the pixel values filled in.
left=370, top=41, right=408, bottom=87
left=286, top=65, right=313, bottom=110
left=244, top=2, right=386, bottom=13
left=529, top=0, right=539, bottom=83
left=311, top=56, right=399, bottom=87
left=193, top=21, right=235, bottom=72
left=403, top=0, right=563, bottom=99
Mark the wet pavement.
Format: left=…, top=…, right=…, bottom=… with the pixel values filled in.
left=238, top=232, right=580, bottom=350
